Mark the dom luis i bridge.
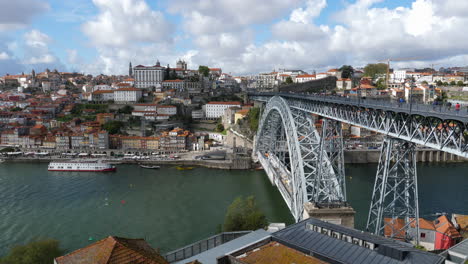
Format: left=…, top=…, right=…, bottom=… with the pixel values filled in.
left=249, top=92, right=468, bottom=244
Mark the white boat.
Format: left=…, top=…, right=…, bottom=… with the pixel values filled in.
left=139, top=164, right=160, bottom=169
left=48, top=160, right=116, bottom=172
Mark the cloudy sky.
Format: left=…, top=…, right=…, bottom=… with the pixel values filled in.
left=1, top=0, right=468, bottom=76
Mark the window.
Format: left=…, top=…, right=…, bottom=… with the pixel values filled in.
left=420, top=233, right=426, bottom=238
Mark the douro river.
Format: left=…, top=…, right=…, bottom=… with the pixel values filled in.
left=0, top=162, right=466, bottom=255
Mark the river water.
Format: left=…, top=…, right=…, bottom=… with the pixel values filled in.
left=0, top=162, right=466, bottom=255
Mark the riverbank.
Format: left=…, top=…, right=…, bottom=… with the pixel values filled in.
left=3, top=157, right=252, bottom=170
left=3, top=149, right=466, bottom=170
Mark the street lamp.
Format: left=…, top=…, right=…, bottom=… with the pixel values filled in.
left=408, top=78, right=415, bottom=114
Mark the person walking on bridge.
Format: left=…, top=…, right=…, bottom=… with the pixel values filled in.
left=446, top=101, right=452, bottom=111
left=455, top=103, right=461, bottom=114
left=432, top=100, right=438, bottom=111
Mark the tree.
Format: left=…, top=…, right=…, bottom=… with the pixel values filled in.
left=363, top=63, right=388, bottom=79
left=223, top=196, right=268, bottom=232
left=102, top=121, right=124, bottom=134
left=198, top=66, right=210, bottom=77
left=375, top=78, right=386, bottom=90
left=138, top=97, right=145, bottom=103
left=117, top=105, right=134, bottom=114
left=10, top=107, right=22, bottom=112
left=339, top=65, right=354, bottom=79
left=457, top=80, right=464, bottom=86
left=435, top=80, right=443, bottom=86
left=247, top=107, right=260, bottom=132
left=450, top=81, right=456, bottom=86
left=421, top=80, right=428, bottom=85
left=215, top=123, right=225, bottom=132
left=443, top=82, right=449, bottom=86
left=285, top=76, right=293, bottom=84
left=0, top=239, right=63, bottom=264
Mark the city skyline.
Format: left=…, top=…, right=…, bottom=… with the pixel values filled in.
left=1, top=0, right=468, bottom=76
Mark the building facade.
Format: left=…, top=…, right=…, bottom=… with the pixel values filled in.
left=133, top=61, right=165, bottom=89
left=205, top=101, right=242, bottom=118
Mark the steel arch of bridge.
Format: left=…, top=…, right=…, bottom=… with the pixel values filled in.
left=255, top=96, right=345, bottom=222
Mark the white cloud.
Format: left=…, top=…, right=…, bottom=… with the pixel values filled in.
left=82, top=0, right=173, bottom=47
left=81, top=0, right=177, bottom=74
left=0, top=52, right=10, bottom=60
left=235, top=0, right=468, bottom=74
left=76, top=0, right=468, bottom=75
left=24, top=30, right=52, bottom=47
left=290, top=0, right=327, bottom=24
left=0, top=0, right=49, bottom=31
left=22, top=30, right=57, bottom=65
left=66, top=49, right=82, bottom=65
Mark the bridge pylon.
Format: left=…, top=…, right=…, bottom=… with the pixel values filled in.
left=304, top=118, right=355, bottom=228
left=366, top=136, right=420, bottom=244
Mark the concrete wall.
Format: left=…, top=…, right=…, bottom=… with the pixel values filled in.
left=226, top=129, right=254, bottom=149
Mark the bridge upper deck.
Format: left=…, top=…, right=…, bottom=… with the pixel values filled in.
left=250, top=92, right=468, bottom=123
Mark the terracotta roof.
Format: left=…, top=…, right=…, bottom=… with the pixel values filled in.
left=115, top=88, right=140, bottom=92
left=453, top=214, right=468, bottom=230
left=296, top=74, right=316, bottom=78
left=384, top=218, right=406, bottom=239
left=328, top=69, right=339, bottom=72
left=409, top=218, right=435, bottom=230
left=238, top=242, right=326, bottom=264
left=55, top=236, right=167, bottom=264
left=209, top=68, right=221, bottom=71
left=207, top=101, right=241, bottom=105
left=157, top=105, right=176, bottom=108
left=123, top=78, right=135, bottom=81
left=435, top=215, right=462, bottom=238
left=236, top=109, right=249, bottom=115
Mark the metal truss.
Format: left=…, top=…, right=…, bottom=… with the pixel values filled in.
left=314, top=119, right=346, bottom=205
left=255, top=96, right=347, bottom=222
left=251, top=94, right=468, bottom=158
left=366, top=137, right=420, bottom=243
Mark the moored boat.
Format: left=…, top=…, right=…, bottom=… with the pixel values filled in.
left=48, top=160, right=116, bottom=172
left=176, top=166, right=194, bottom=170
left=139, top=165, right=160, bottom=169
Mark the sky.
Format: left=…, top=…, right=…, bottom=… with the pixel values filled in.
left=1, top=0, right=468, bottom=76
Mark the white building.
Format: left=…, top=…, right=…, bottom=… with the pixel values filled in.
left=295, top=74, right=316, bottom=83
left=113, top=88, right=142, bottom=103
left=336, top=78, right=353, bottom=90
left=91, top=90, right=114, bottom=102
left=205, top=101, right=242, bottom=118
left=93, top=84, right=112, bottom=92
left=162, top=80, right=185, bottom=91
left=133, top=61, right=165, bottom=89
left=157, top=105, right=177, bottom=116
left=191, top=109, right=205, bottom=119
left=393, top=70, right=407, bottom=83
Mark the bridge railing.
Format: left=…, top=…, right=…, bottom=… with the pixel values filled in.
left=251, top=92, right=468, bottom=121
left=163, top=231, right=251, bottom=263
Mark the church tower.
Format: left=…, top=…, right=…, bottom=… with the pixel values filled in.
left=129, top=62, right=133, bottom=77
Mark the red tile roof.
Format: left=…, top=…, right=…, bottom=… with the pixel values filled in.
left=207, top=101, right=241, bottom=105
left=238, top=242, right=326, bottom=264
left=115, top=88, right=140, bottom=92
left=297, top=74, right=316, bottom=78
left=55, top=236, right=168, bottom=264
left=435, top=215, right=462, bottom=238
